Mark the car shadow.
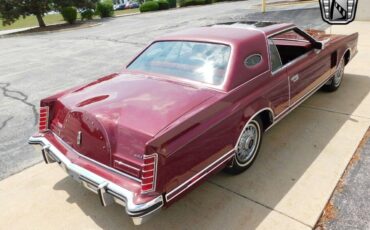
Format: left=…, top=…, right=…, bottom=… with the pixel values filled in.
left=53, top=73, right=370, bottom=229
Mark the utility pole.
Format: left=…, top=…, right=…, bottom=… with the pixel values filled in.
left=262, top=0, right=266, bottom=13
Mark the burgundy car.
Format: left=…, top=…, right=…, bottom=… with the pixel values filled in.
left=29, top=21, right=358, bottom=225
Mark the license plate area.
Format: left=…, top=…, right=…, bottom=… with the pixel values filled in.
left=80, top=175, right=99, bottom=193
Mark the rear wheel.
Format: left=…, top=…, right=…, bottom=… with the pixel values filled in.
left=322, top=57, right=345, bottom=92
left=224, top=117, right=263, bottom=174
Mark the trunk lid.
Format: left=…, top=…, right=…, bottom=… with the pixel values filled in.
left=49, top=73, right=218, bottom=176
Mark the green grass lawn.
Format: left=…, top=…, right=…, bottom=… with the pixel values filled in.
left=0, top=14, right=64, bottom=31
left=114, top=8, right=139, bottom=16
left=0, top=8, right=139, bottom=31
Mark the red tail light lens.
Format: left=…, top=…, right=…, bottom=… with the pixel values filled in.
left=39, top=106, right=49, bottom=132
left=141, top=154, right=157, bottom=193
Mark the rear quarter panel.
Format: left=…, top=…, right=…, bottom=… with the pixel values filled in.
left=149, top=70, right=284, bottom=204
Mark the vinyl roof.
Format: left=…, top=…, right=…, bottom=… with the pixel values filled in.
left=156, top=22, right=295, bottom=45
left=210, top=21, right=295, bottom=35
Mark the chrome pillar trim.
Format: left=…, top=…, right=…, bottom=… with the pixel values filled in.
left=28, top=135, right=164, bottom=225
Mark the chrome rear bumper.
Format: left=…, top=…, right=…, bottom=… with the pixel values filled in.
left=28, top=135, right=163, bottom=225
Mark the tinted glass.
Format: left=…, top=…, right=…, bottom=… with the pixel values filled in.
left=245, top=54, right=262, bottom=67
left=128, top=41, right=231, bottom=86
left=268, top=39, right=282, bottom=72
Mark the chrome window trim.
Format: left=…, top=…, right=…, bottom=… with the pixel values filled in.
left=295, top=26, right=324, bottom=48
left=272, top=38, right=311, bottom=43
left=267, top=26, right=296, bottom=38
left=268, top=39, right=283, bottom=75
left=268, top=26, right=322, bottom=76
left=267, top=26, right=318, bottom=42
left=244, top=54, right=262, bottom=68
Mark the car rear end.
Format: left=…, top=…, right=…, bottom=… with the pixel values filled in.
left=29, top=103, right=164, bottom=225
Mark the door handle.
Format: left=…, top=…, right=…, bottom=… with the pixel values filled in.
left=291, top=74, right=299, bottom=82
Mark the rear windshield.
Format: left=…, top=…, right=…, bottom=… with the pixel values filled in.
left=127, top=41, right=231, bottom=86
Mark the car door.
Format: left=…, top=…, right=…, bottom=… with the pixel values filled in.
left=272, top=29, right=331, bottom=106
left=287, top=51, right=318, bottom=105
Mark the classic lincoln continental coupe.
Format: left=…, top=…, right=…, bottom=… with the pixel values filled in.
left=29, top=21, right=358, bottom=224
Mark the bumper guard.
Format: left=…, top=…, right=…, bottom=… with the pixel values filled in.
left=28, top=135, right=163, bottom=225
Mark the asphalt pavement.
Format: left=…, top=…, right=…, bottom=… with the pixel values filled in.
left=1, top=3, right=370, bottom=229
left=0, top=1, right=321, bottom=180
left=319, top=130, right=370, bottom=229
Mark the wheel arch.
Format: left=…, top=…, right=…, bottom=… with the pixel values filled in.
left=229, top=107, right=274, bottom=170
left=343, top=48, right=351, bottom=66
left=257, top=109, right=274, bottom=131
left=239, top=107, right=274, bottom=140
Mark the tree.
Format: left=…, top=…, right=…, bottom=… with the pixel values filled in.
left=0, top=0, right=51, bottom=27
left=0, top=0, right=98, bottom=28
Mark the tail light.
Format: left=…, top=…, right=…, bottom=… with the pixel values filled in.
left=39, top=106, right=49, bottom=132
left=141, top=154, right=158, bottom=193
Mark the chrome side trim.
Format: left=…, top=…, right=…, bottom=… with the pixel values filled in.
left=28, top=135, right=163, bottom=225
left=272, top=47, right=348, bottom=124
left=165, top=107, right=274, bottom=202
left=114, top=160, right=141, bottom=173
left=165, top=148, right=235, bottom=202
left=265, top=72, right=334, bottom=132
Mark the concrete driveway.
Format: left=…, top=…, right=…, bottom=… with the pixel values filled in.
left=1, top=2, right=370, bottom=229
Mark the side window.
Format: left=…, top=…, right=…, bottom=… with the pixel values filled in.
left=268, top=39, right=282, bottom=72
left=270, top=29, right=313, bottom=65
left=244, top=54, right=262, bottom=67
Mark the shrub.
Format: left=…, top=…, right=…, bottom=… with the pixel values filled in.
left=157, top=0, right=170, bottom=9
left=179, top=0, right=205, bottom=7
left=139, top=1, right=159, bottom=12
left=168, top=0, right=177, bottom=8
left=194, top=0, right=206, bottom=4
left=81, top=9, right=94, bottom=20
left=96, top=0, right=114, bottom=18
left=179, top=0, right=188, bottom=7
left=61, top=7, right=77, bottom=24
